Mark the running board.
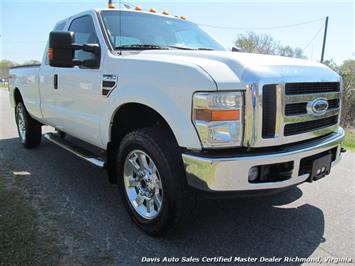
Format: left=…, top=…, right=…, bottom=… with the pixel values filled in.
left=44, top=133, right=106, bottom=168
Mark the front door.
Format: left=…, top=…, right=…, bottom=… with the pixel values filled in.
left=51, top=15, right=104, bottom=146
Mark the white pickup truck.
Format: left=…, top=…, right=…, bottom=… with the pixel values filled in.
left=9, top=8, right=345, bottom=235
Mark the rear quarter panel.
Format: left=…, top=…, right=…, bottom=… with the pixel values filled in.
left=9, top=66, right=42, bottom=120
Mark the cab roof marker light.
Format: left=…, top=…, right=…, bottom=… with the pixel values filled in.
left=180, top=15, right=186, bottom=20
left=162, top=10, right=169, bottom=15
left=135, top=5, right=142, bottom=11
left=149, top=8, right=157, bottom=13
left=108, top=0, right=115, bottom=9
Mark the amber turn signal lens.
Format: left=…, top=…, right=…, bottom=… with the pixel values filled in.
left=48, top=48, right=53, bottom=60
left=194, top=109, right=240, bottom=122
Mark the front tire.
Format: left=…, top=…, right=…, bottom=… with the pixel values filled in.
left=117, top=128, right=191, bottom=236
left=15, top=102, right=42, bottom=148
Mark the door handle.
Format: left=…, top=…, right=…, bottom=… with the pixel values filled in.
left=54, top=74, right=58, bottom=89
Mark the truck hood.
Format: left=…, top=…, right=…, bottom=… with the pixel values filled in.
left=138, top=50, right=340, bottom=90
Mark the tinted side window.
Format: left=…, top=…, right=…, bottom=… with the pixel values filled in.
left=54, top=22, right=66, bottom=31
left=69, top=16, right=98, bottom=61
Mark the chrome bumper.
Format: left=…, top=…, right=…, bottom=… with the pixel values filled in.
left=182, top=127, right=345, bottom=192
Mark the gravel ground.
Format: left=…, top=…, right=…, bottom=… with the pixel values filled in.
left=0, top=90, right=354, bottom=265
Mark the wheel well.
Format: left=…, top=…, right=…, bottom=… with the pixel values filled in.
left=106, top=103, right=178, bottom=184
left=110, top=103, right=176, bottom=147
left=14, top=88, right=23, bottom=105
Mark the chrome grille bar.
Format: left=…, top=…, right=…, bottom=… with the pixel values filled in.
left=285, top=92, right=341, bottom=104
left=284, top=108, right=339, bottom=124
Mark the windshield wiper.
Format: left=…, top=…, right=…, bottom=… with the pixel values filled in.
left=167, top=45, right=195, bottom=50
left=115, top=44, right=215, bottom=51
left=115, top=44, right=169, bottom=50
left=168, top=46, right=215, bottom=51
left=197, top=48, right=215, bottom=51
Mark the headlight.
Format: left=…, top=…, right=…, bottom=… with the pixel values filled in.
left=192, top=92, right=243, bottom=148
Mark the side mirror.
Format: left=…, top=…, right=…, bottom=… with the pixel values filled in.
left=48, top=31, right=100, bottom=68
left=49, top=31, right=75, bottom=67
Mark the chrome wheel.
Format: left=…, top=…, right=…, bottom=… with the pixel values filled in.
left=16, top=104, right=26, bottom=143
left=123, top=150, right=163, bottom=220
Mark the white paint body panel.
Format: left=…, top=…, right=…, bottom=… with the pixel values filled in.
left=10, top=66, right=42, bottom=119
left=8, top=9, right=340, bottom=151
left=100, top=50, right=217, bottom=150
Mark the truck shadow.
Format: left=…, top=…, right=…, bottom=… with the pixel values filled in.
left=0, top=136, right=325, bottom=265
left=174, top=189, right=325, bottom=263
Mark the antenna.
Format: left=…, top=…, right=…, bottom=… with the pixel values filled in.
left=119, top=0, right=122, bottom=55
left=320, top=16, right=329, bottom=63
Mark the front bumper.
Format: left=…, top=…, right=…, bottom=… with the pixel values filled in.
left=182, top=127, right=345, bottom=192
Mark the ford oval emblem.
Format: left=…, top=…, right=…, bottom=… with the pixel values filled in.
left=307, top=98, right=329, bottom=116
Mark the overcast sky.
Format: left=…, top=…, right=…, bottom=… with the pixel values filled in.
left=0, top=0, right=354, bottom=64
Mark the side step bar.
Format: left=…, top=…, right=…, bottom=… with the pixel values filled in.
left=44, top=133, right=106, bottom=168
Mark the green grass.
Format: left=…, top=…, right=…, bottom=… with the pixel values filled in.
left=343, top=129, right=355, bottom=151
left=0, top=83, right=8, bottom=90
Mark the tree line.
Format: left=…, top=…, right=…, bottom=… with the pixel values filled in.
left=0, top=60, right=41, bottom=80
left=235, top=31, right=306, bottom=58
left=323, top=59, right=355, bottom=128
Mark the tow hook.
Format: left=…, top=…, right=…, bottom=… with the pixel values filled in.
left=341, top=147, right=347, bottom=153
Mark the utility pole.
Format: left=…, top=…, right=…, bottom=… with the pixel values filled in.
left=321, top=16, right=329, bottom=63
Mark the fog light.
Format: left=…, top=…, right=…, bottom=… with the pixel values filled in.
left=248, top=166, right=259, bottom=182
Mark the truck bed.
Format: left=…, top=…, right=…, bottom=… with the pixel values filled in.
left=9, top=64, right=42, bottom=120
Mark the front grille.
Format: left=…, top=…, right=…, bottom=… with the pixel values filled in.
left=258, top=82, right=341, bottom=145
left=285, top=102, right=307, bottom=116
left=285, top=98, right=339, bottom=116
left=281, top=82, right=341, bottom=137
left=328, top=98, right=340, bottom=109
left=262, top=85, right=277, bottom=138
left=285, top=82, right=340, bottom=95
left=284, top=115, right=338, bottom=136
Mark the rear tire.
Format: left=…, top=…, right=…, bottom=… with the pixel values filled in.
left=117, top=128, right=191, bottom=236
left=15, top=102, right=42, bottom=148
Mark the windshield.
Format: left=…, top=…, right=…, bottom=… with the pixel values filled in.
left=100, top=11, right=226, bottom=51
